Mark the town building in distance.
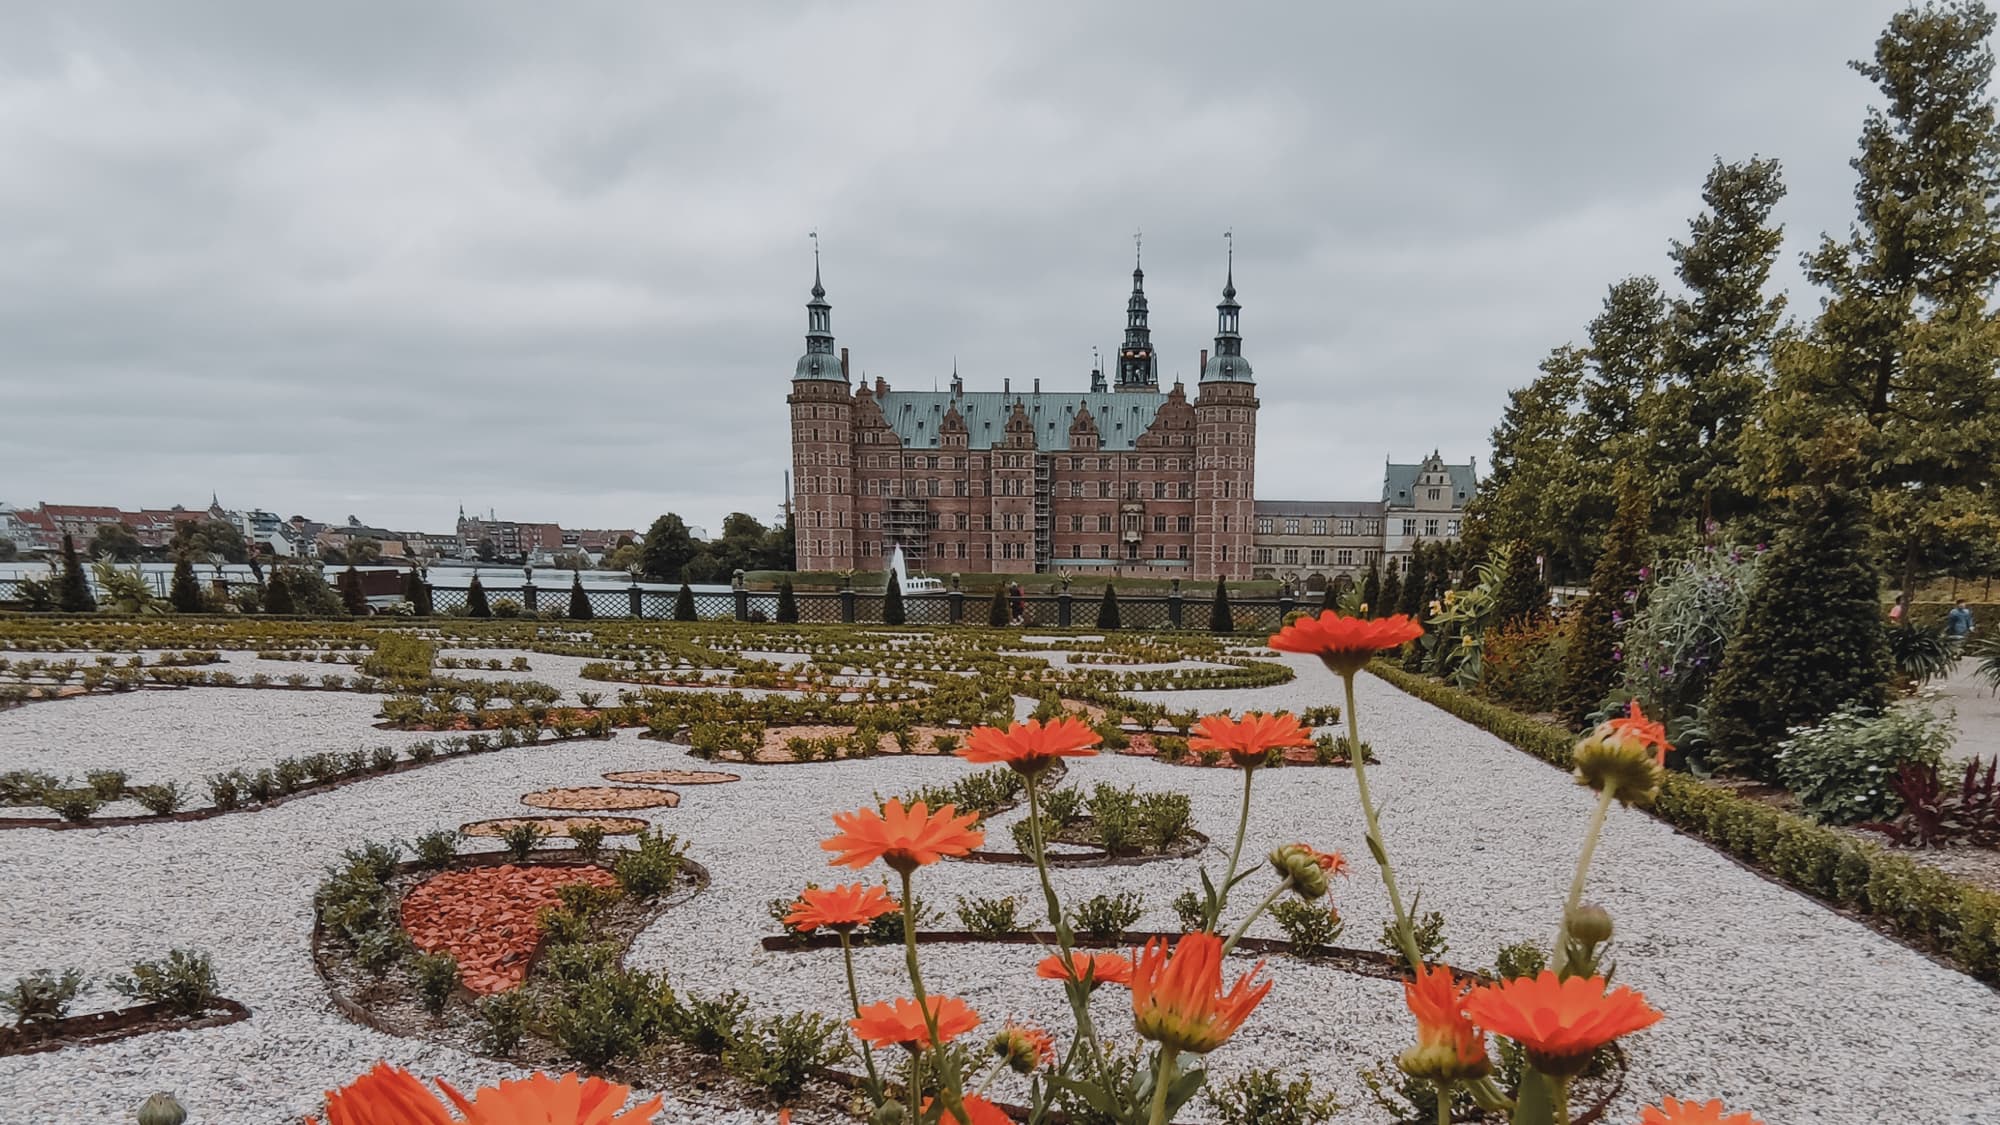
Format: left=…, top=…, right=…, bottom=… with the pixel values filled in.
left=788, top=247, right=1258, bottom=579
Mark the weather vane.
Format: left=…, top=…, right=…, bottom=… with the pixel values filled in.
left=1134, top=228, right=1142, bottom=266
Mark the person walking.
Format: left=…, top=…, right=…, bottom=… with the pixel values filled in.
left=1946, top=598, right=1976, bottom=638
left=1890, top=593, right=1909, bottom=623
left=1009, top=582, right=1026, bottom=626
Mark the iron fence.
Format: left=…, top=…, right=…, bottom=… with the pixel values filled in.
left=0, top=572, right=1310, bottom=634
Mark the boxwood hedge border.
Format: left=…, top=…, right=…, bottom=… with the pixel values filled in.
left=1366, top=660, right=2000, bottom=986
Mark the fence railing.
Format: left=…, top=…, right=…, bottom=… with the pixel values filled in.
left=0, top=574, right=1309, bottom=634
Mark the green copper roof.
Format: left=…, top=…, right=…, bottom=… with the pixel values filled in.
left=877, top=390, right=1168, bottom=451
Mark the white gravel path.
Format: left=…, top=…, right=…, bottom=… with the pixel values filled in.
left=1, top=650, right=1996, bottom=1124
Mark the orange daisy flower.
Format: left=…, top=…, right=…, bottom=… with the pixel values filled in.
left=1269, top=612, right=1424, bottom=675
left=1462, top=971, right=1662, bottom=1077
left=849, top=995, right=981, bottom=1050
left=1036, top=951, right=1134, bottom=989
left=958, top=716, right=1101, bottom=775
left=1398, top=963, right=1490, bottom=1082
left=990, top=1023, right=1057, bottom=1072
left=1604, top=699, right=1674, bottom=765
left=1188, top=711, right=1315, bottom=768
left=921, top=1093, right=1012, bottom=1125
left=1129, top=931, right=1273, bottom=1054
left=782, top=883, right=898, bottom=932
left=822, top=799, right=985, bottom=874
left=309, top=1063, right=664, bottom=1125
left=1639, top=1098, right=1765, bottom=1125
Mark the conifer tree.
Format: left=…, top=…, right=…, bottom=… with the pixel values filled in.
left=1360, top=564, right=1382, bottom=617
left=882, top=571, right=905, bottom=625
left=466, top=575, right=492, bottom=618
left=988, top=584, right=1010, bottom=627
left=264, top=568, right=297, bottom=616
left=1492, top=541, right=1547, bottom=631
left=1708, top=488, right=1892, bottom=778
left=1209, top=578, right=1233, bottom=634
left=674, top=582, right=697, bottom=621
left=567, top=572, right=593, bottom=620
left=1557, top=475, right=1652, bottom=725
left=56, top=534, right=94, bottom=613
left=402, top=569, right=432, bottom=616
left=1379, top=562, right=1404, bottom=621
left=775, top=579, right=798, bottom=623
left=169, top=555, right=203, bottom=614
left=339, top=565, right=368, bottom=616
left=1396, top=544, right=1427, bottom=618
left=1097, top=583, right=1121, bottom=629
left=1319, top=580, right=1339, bottom=613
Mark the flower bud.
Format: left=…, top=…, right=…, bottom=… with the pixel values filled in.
left=136, top=1094, right=187, bottom=1125
left=1268, top=843, right=1344, bottom=900
left=1571, top=733, right=1664, bottom=807
left=989, top=1024, right=1054, bottom=1073
left=1567, top=904, right=1614, bottom=947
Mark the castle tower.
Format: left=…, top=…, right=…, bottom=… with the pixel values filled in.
left=787, top=245, right=856, bottom=570
left=1115, top=239, right=1159, bottom=392
left=1194, top=239, right=1257, bottom=579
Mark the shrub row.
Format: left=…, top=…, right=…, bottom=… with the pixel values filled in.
left=1367, top=661, right=2000, bottom=983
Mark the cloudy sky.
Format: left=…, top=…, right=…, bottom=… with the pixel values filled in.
left=0, top=1, right=1934, bottom=535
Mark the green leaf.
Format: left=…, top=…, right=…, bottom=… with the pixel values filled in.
left=1047, top=1076, right=1120, bottom=1119
left=1164, top=1064, right=1208, bottom=1115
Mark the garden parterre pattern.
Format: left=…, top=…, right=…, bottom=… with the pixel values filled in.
left=1, top=636, right=1998, bottom=1123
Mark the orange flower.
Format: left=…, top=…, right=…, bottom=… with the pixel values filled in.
left=849, top=995, right=981, bottom=1050
left=921, top=1094, right=1012, bottom=1125
left=440, top=1072, right=666, bottom=1125
left=309, top=1063, right=664, bottom=1125
left=782, top=883, right=898, bottom=932
left=1639, top=1098, right=1765, bottom=1125
left=1462, top=971, right=1662, bottom=1077
left=823, top=799, right=985, bottom=874
left=958, top=716, right=1101, bottom=775
left=1397, top=963, right=1490, bottom=1082
left=1604, top=700, right=1674, bottom=765
left=1036, top=951, right=1134, bottom=989
left=1129, top=931, right=1273, bottom=1054
left=1188, top=711, right=1315, bottom=768
left=990, top=1023, right=1057, bottom=1072
left=1269, top=612, right=1424, bottom=675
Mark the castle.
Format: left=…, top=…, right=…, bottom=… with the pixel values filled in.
left=788, top=247, right=1258, bottom=579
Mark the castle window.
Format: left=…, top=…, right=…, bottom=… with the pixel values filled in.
left=1312, top=519, right=1327, bottom=536
left=1153, top=515, right=1166, bottom=532
left=1099, top=545, right=1109, bottom=558
left=1337, top=548, right=1354, bottom=566
left=1221, top=516, right=1230, bottom=532
left=1178, top=545, right=1188, bottom=559
left=1283, top=548, right=1299, bottom=565
left=1424, top=518, right=1440, bottom=536
left=1257, top=518, right=1274, bottom=534
left=1177, top=516, right=1191, bottom=533
left=1339, top=518, right=1355, bottom=536
left=1155, top=544, right=1164, bottom=559
left=1284, top=518, right=1300, bottom=535
left=1310, top=548, right=1326, bottom=566
left=1428, top=488, right=1442, bottom=501
left=1447, top=520, right=1461, bottom=537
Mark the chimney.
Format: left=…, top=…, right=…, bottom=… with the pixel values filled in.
left=1033, top=378, right=1040, bottom=394
left=840, top=347, right=850, bottom=380
left=1199, top=348, right=1208, bottom=375
left=875, top=376, right=887, bottom=397
left=1004, top=377, right=1011, bottom=394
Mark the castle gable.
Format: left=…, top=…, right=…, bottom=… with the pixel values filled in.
left=876, top=388, right=1168, bottom=451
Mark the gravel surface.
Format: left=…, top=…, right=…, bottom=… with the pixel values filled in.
left=2, top=648, right=1997, bottom=1124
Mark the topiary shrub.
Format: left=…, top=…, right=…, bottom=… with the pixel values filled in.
left=466, top=575, right=492, bottom=618
left=1557, top=473, right=1650, bottom=725
left=674, top=583, right=697, bottom=621
left=882, top=571, right=905, bottom=625
left=1209, top=578, right=1233, bottom=634
left=989, top=584, right=1009, bottom=627
left=1360, top=563, right=1381, bottom=617
left=775, top=580, right=798, bottom=623
left=1097, top=583, right=1121, bottom=629
left=1380, top=564, right=1404, bottom=622
left=1708, top=488, right=1892, bottom=779
left=401, top=569, right=432, bottom=617
left=1491, top=540, right=1546, bottom=630
left=568, top=573, right=593, bottom=621
left=57, top=534, right=95, bottom=613
left=339, top=566, right=368, bottom=616
left=169, top=556, right=203, bottom=614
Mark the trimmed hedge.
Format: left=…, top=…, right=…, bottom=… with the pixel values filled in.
left=1366, top=659, right=2000, bottom=984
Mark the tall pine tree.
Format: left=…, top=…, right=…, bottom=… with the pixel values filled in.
left=466, top=574, right=492, bottom=618
left=169, top=556, right=203, bottom=614
left=1360, top=563, right=1382, bottom=617
left=1492, top=540, right=1547, bottom=631
left=56, top=534, right=94, bottom=613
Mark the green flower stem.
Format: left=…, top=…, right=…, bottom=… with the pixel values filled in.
left=1026, top=772, right=1110, bottom=1089
left=838, top=931, right=882, bottom=1090
left=1220, top=880, right=1289, bottom=958
left=1344, top=671, right=1420, bottom=969
left=1553, top=785, right=1618, bottom=977
left=1211, top=766, right=1258, bottom=928
left=1436, top=1080, right=1454, bottom=1125
left=906, top=1051, right=924, bottom=1125
left=1554, top=1076, right=1573, bottom=1125
left=896, top=866, right=963, bottom=1109
left=1148, top=1048, right=1180, bottom=1125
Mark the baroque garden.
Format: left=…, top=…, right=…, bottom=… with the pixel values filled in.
left=11, top=4, right=2000, bottom=1124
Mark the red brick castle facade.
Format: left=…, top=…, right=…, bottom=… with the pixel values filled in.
left=789, top=246, right=1257, bottom=579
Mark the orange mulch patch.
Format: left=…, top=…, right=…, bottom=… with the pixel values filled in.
left=601, top=769, right=741, bottom=785
left=460, top=815, right=649, bottom=838
left=521, top=786, right=680, bottom=811
left=400, top=864, right=618, bottom=994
